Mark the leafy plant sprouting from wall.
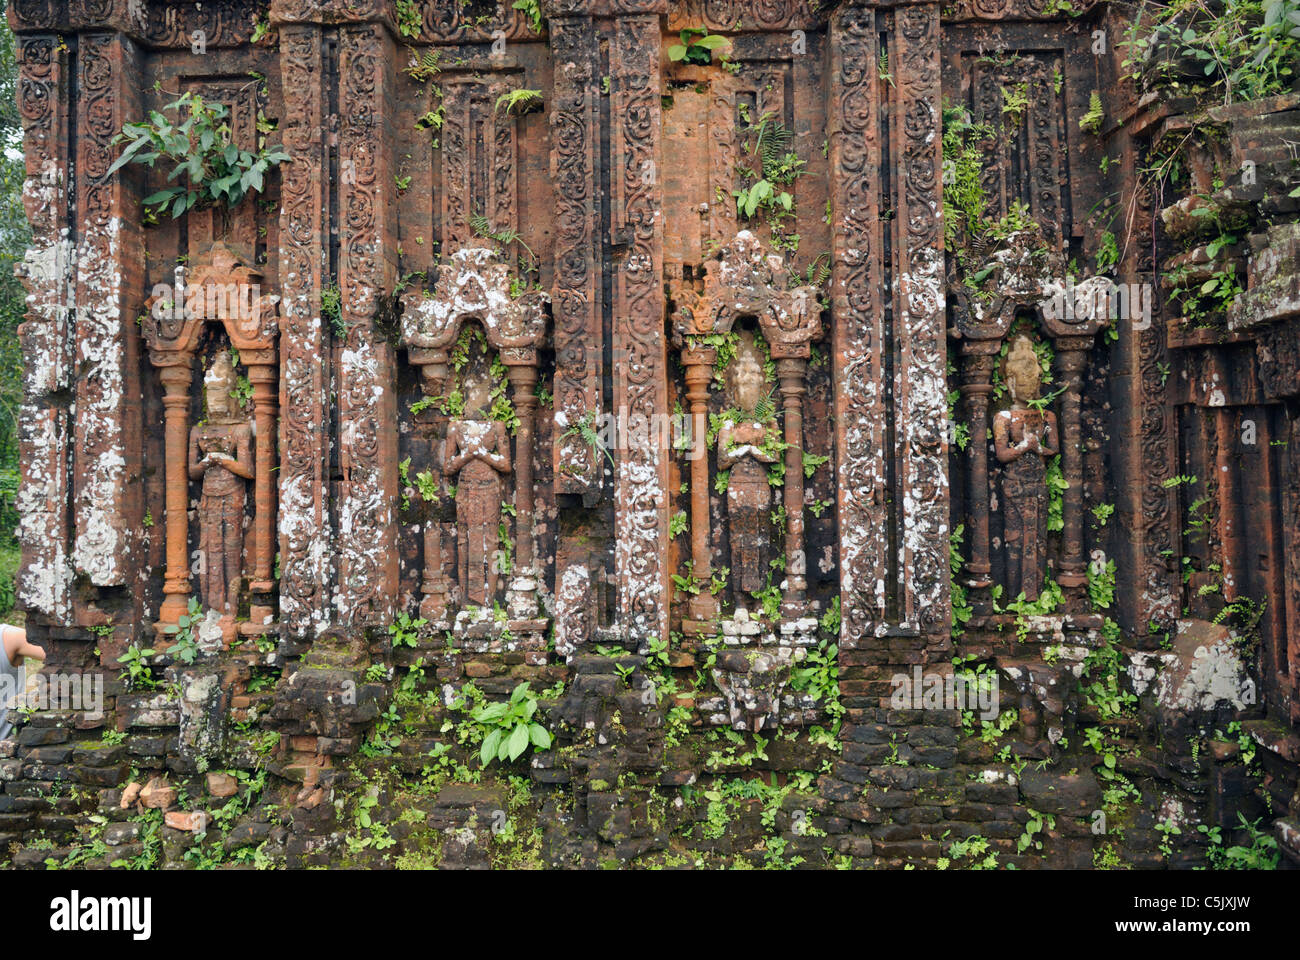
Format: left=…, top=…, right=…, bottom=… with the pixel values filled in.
left=732, top=109, right=807, bottom=252
left=394, top=0, right=422, bottom=38
left=513, top=0, right=544, bottom=34
left=433, top=325, right=519, bottom=432
left=668, top=27, right=731, bottom=65
left=470, top=211, right=538, bottom=279
left=561, top=409, right=614, bottom=470
left=495, top=89, right=544, bottom=116
left=405, top=48, right=447, bottom=148
left=108, top=89, right=291, bottom=219
left=472, top=681, right=552, bottom=767
left=1121, top=0, right=1300, bottom=104
left=160, top=596, right=205, bottom=665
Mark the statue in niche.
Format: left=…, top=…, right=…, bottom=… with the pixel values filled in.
left=717, top=331, right=780, bottom=597
left=188, top=349, right=254, bottom=616
left=445, top=350, right=512, bottom=606
left=993, top=335, right=1059, bottom=602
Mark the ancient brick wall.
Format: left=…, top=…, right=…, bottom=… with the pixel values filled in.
left=1, top=0, right=1297, bottom=870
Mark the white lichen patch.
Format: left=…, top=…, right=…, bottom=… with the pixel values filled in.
left=71, top=216, right=131, bottom=587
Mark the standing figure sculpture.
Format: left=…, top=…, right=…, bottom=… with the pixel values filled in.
left=717, top=331, right=780, bottom=597
left=993, top=335, right=1059, bottom=601
left=444, top=351, right=512, bottom=606
left=188, top=350, right=254, bottom=617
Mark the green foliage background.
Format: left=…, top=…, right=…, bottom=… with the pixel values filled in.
left=0, top=7, right=28, bottom=618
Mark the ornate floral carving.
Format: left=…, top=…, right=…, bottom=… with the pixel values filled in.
left=829, top=2, right=887, bottom=645
left=276, top=25, right=332, bottom=638
left=548, top=12, right=601, bottom=493
left=13, top=35, right=73, bottom=621
left=611, top=14, right=669, bottom=646
left=336, top=23, right=399, bottom=631
left=72, top=32, right=136, bottom=590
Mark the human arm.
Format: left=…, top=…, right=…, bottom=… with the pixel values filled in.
left=2, top=625, right=44, bottom=668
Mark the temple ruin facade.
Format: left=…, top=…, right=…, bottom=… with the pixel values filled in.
left=3, top=0, right=1299, bottom=869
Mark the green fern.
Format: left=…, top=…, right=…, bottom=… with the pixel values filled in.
left=406, top=48, right=442, bottom=83
left=802, top=253, right=831, bottom=287
left=1079, top=91, right=1104, bottom=135
left=563, top=411, right=613, bottom=467
left=496, top=89, right=544, bottom=115
left=753, top=112, right=796, bottom=183
left=470, top=210, right=536, bottom=270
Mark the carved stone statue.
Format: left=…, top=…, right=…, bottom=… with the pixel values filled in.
left=993, top=335, right=1059, bottom=601
left=445, top=352, right=512, bottom=607
left=188, top=350, right=254, bottom=616
left=717, top=331, right=780, bottom=596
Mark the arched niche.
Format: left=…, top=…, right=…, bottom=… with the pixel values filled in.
left=398, top=246, right=549, bottom=625
left=669, top=230, right=821, bottom=626
left=143, top=242, right=280, bottom=635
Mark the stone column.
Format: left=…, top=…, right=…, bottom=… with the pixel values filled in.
left=275, top=21, right=332, bottom=640
left=890, top=2, right=950, bottom=635
left=682, top=346, right=716, bottom=626
left=158, top=359, right=195, bottom=625
left=247, top=361, right=278, bottom=591
left=335, top=21, right=400, bottom=630
left=410, top=349, right=452, bottom=623
left=13, top=33, right=74, bottom=623
left=961, top=348, right=997, bottom=593
left=1054, top=338, right=1090, bottom=590
left=547, top=7, right=602, bottom=494
left=777, top=357, right=809, bottom=613
left=506, top=364, right=539, bottom=574
left=73, top=30, right=148, bottom=595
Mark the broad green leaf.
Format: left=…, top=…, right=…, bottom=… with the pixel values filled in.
left=480, top=728, right=503, bottom=766
left=507, top=723, right=529, bottom=760
left=106, top=138, right=149, bottom=176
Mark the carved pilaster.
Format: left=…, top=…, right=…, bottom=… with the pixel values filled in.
left=548, top=12, right=602, bottom=493
left=277, top=24, right=332, bottom=638
left=13, top=34, right=74, bottom=622
left=1053, top=339, right=1092, bottom=589
left=891, top=2, right=950, bottom=635
left=682, top=346, right=717, bottom=625
left=828, top=3, right=886, bottom=646
left=777, top=357, right=810, bottom=612
left=336, top=22, right=399, bottom=631
left=72, top=31, right=146, bottom=593
left=157, top=362, right=194, bottom=625
left=610, top=12, right=669, bottom=647
left=960, top=350, right=998, bottom=592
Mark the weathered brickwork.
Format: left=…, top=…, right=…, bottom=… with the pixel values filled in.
left=2, top=0, right=1298, bottom=870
